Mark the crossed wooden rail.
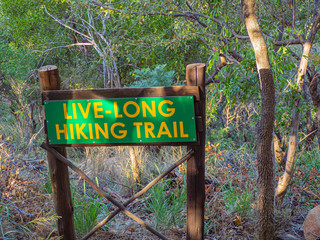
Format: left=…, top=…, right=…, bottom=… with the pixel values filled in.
left=41, top=143, right=194, bottom=240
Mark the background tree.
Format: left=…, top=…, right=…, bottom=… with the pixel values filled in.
left=241, top=1, right=275, bottom=239
left=1, top=0, right=320, bottom=239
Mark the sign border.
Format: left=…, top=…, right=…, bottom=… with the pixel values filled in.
left=44, top=95, right=197, bottom=146
left=42, top=86, right=202, bottom=147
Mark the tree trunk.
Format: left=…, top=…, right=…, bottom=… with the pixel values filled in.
left=275, top=100, right=300, bottom=204
left=274, top=132, right=285, bottom=171
left=275, top=12, right=320, bottom=204
left=305, top=109, right=316, bottom=150
left=241, top=1, right=276, bottom=239
left=308, top=72, right=320, bottom=148
left=129, top=146, right=141, bottom=185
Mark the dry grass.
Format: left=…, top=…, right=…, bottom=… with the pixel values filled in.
left=0, top=136, right=59, bottom=239
left=0, top=132, right=312, bottom=239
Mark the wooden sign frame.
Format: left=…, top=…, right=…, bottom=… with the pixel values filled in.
left=39, top=63, right=206, bottom=240
left=42, top=86, right=201, bottom=147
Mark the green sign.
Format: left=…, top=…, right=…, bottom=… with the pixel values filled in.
left=44, top=96, right=197, bottom=145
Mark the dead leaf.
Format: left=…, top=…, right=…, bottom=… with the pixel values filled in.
left=233, top=216, right=242, bottom=226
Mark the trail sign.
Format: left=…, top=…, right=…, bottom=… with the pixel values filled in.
left=40, top=64, right=206, bottom=240
left=44, top=96, right=197, bottom=145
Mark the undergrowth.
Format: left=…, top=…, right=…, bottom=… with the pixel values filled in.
left=1, top=117, right=319, bottom=239
left=145, top=179, right=186, bottom=231
left=73, top=180, right=111, bottom=236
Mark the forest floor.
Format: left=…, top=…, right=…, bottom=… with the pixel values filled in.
left=0, top=136, right=317, bottom=240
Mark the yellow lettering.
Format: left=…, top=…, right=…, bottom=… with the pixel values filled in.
left=133, top=122, right=143, bottom=138
left=158, top=100, right=175, bottom=117
left=95, top=123, right=109, bottom=139
left=179, top=121, right=188, bottom=137
left=142, top=101, right=156, bottom=117
left=111, top=123, right=127, bottom=139
left=76, top=124, right=88, bottom=139
left=56, top=124, right=68, bottom=140
left=144, top=122, right=155, bottom=138
left=78, top=102, right=91, bottom=119
left=63, top=103, right=72, bottom=119
left=173, top=122, right=178, bottom=138
left=69, top=124, right=74, bottom=139
left=114, top=102, right=123, bottom=118
left=93, top=102, right=103, bottom=118
left=123, top=101, right=140, bottom=118
left=72, top=103, right=77, bottom=119
left=88, top=123, right=93, bottom=139
left=157, top=122, right=172, bottom=138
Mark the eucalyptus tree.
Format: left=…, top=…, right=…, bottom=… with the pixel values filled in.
left=89, top=1, right=275, bottom=239
left=241, top=1, right=276, bottom=239
left=90, top=1, right=320, bottom=238
left=2, top=0, right=320, bottom=238
left=272, top=0, right=320, bottom=205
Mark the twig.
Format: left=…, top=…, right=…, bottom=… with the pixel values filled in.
left=299, top=129, right=318, bottom=143
left=32, top=43, right=93, bottom=54
left=90, top=0, right=248, bottom=39
left=104, top=178, right=132, bottom=189
left=0, top=218, right=5, bottom=240
left=40, top=143, right=169, bottom=240
left=27, top=126, right=44, bottom=157
left=1, top=198, right=34, bottom=218
left=44, top=6, right=92, bottom=41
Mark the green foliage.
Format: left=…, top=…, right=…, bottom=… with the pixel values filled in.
left=208, top=127, right=235, bottom=150
left=73, top=181, right=110, bottom=236
left=223, top=182, right=254, bottom=216
left=42, top=171, right=53, bottom=194
left=286, top=149, right=320, bottom=209
left=0, top=119, right=26, bottom=148
left=0, top=0, right=69, bottom=48
left=145, top=179, right=186, bottom=230
left=26, top=214, right=61, bottom=239
left=1, top=0, right=320, bottom=238
left=130, top=65, right=176, bottom=87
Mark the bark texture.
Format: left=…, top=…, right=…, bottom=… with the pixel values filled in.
left=273, top=132, right=285, bottom=170
left=241, top=1, right=276, bottom=239
left=39, top=65, right=76, bottom=240
left=129, top=146, right=141, bottom=184
left=308, top=72, right=320, bottom=147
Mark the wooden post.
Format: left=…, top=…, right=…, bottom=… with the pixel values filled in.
left=186, top=63, right=206, bottom=240
left=39, top=65, right=76, bottom=240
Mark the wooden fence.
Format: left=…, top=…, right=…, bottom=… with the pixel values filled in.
left=39, top=63, right=206, bottom=240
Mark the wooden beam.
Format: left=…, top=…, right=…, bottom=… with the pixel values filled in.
left=38, top=65, right=76, bottom=240
left=186, top=63, right=206, bottom=240
left=41, top=86, right=200, bottom=102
